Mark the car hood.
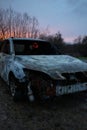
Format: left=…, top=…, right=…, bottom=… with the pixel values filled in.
left=15, top=55, right=87, bottom=79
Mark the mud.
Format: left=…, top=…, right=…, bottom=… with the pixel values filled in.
left=0, top=77, right=87, bottom=130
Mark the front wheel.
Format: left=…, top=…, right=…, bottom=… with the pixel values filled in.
left=27, top=82, right=35, bottom=102
left=9, top=76, right=21, bottom=101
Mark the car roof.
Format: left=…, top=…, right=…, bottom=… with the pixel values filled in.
left=6, top=37, right=48, bottom=42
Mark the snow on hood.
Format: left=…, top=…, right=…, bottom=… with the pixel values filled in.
left=15, top=55, right=87, bottom=79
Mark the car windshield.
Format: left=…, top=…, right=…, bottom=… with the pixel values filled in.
left=13, top=39, right=57, bottom=55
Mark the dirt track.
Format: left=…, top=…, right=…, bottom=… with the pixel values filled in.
left=0, top=77, right=87, bottom=130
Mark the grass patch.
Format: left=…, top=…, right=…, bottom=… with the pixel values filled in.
left=78, top=57, right=87, bottom=61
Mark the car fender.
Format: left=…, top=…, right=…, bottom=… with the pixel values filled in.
left=6, top=60, right=25, bottom=85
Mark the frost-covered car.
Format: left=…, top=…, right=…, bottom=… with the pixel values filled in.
left=0, top=38, right=87, bottom=102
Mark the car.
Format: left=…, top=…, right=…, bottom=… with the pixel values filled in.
left=0, top=37, right=87, bottom=102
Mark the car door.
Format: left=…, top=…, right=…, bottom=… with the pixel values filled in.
left=0, top=40, right=10, bottom=81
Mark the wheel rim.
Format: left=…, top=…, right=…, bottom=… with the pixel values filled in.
left=10, top=79, right=17, bottom=97
left=27, top=82, right=35, bottom=102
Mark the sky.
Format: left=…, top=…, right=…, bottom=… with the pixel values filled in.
left=0, top=0, right=87, bottom=43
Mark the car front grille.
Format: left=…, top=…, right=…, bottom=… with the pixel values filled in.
left=57, top=71, right=87, bottom=86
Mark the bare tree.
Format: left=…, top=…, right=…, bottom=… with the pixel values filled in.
left=21, top=13, right=29, bottom=37
left=0, top=7, right=40, bottom=39
left=31, top=16, right=39, bottom=38
left=0, top=9, right=8, bottom=39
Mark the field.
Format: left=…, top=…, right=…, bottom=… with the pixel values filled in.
left=0, top=77, right=87, bottom=130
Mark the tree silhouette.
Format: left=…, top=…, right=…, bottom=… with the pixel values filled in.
left=0, top=8, right=39, bottom=39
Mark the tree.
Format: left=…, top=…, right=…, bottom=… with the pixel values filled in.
left=30, top=16, right=39, bottom=38
left=0, top=9, right=9, bottom=39
left=0, top=8, right=40, bottom=39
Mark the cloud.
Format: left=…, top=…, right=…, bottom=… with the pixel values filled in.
left=66, top=0, right=80, bottom=6
left=75, top=1, right=87, bottom=15
left=66, top=0, right=87, bottom=16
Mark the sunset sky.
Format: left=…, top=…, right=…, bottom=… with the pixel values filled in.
left=0, top=0, right=87, bottom=43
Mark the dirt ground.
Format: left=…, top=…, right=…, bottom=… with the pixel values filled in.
left=0, top=78, right=87, bottom=130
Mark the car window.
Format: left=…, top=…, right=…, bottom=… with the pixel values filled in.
left=13, top=40, right=57, bottom=55
left=0, top=41, right=3, bottom=52
left=1, top=40, right=10, bottom=54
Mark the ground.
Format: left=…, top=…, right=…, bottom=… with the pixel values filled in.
left=0, top=78, right=87, bottom=130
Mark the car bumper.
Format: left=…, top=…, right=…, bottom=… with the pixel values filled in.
left=56, top=83, right=87, bottom=96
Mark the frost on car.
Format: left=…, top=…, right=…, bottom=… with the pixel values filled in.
left=0, top=38, right=87, bottom=102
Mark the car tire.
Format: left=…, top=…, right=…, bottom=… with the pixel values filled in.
left=9, top=76, right=21, bottom=102
left=27, top=81, right=35, bottom=102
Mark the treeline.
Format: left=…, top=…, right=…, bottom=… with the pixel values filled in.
left=64, top=36, right=87, bottom=57
left=0, top=8, right=39, bottom=39
left=0, top=8, right=87, bottom=57
left=40, top=33, right=87, bottom=57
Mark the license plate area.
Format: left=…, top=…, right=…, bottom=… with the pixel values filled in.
left=56, top=83, right=87, bottom=96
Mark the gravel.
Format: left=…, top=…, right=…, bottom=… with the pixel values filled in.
left=0, top=77, right=87, bottom=130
